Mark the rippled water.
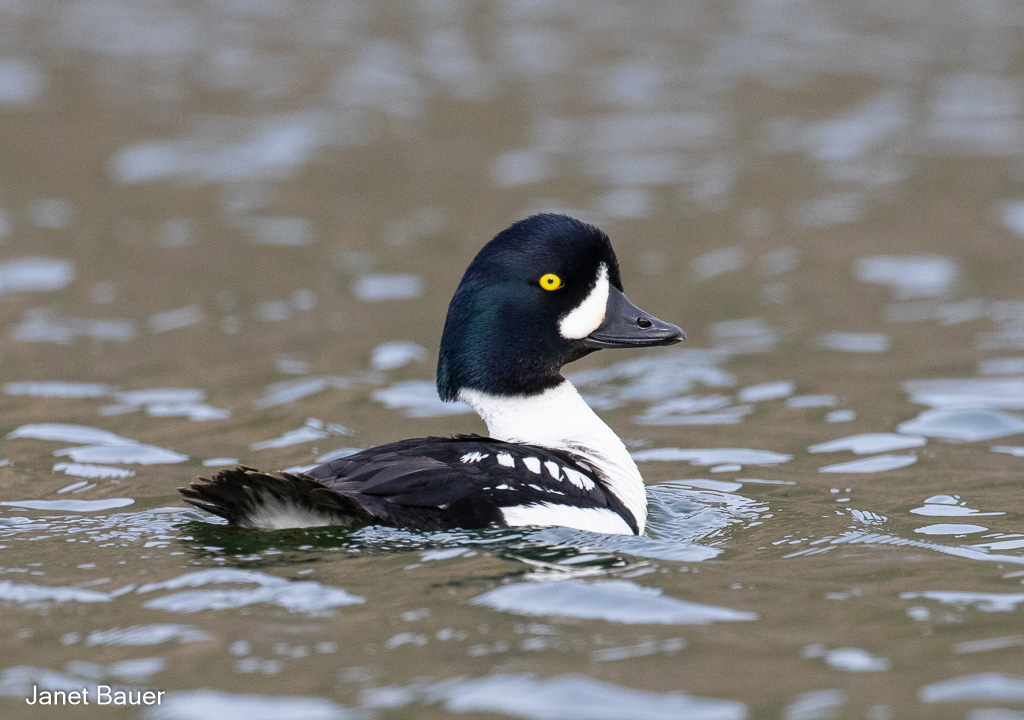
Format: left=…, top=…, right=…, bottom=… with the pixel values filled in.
left=2, top=1, right=1024, bottom=718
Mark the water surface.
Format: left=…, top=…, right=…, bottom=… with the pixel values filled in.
left=2, top=2, right=1024, bottom=718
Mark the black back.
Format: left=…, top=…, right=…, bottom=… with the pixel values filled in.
left=305, top=435, right=638, bottom=533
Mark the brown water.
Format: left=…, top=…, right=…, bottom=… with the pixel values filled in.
left=2, top=2, right=1024, bottom=719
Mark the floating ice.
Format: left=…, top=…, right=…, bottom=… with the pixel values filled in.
left=255, top=300, right=291, bottom=322
left=786, top=395, right=836, bottom=408
left=149, top=305, right=203, bottom=333
left=592, top=638, right=686, bottom=663
left=738, top=381, right=794, bottom=403
left=991, top=445, right=1024, bottom=458
left=118, top=388, right=204, bottom=405
left=811, top=647, right=890, bottom=672
left=53, top=463, right=135, bottom=479
left=54, top=444, right=188, bottom=465
left=57, top=480, right=91, bottom=493
left=101, top=388, right=229, bottom=422
left=8, top=423, right=131, bottom=445
left=255, top=376, right=353, bottom=409
left=795, top=193, right=865, bottom=227
left=0, top=257, right=74, bottom=295
left=81, top=624, right=212, bottom=647
left=471, top=579, right=757, bottom=625
left=10, top=309, right=135, bottom=343
left=1004, top=201, right=1024, bottom=237
left=371, top=341, right=427, bottom=371
left=250, top=419, right=349, bottom=451
left=818, top=455, right=917, bottom=473
left=901, top=592, right=1024, bottom=613
left=490, top=150, right=553, bottom=187
left=421, top=673, right=749, bottom=720
left=585, top=152, right=681, bottom=185
left=692, top=247, right=745, bottom=280
left=818, top=332, right=890, bottom=352
left=110, top=111, right=336, bottom=184
left=5, top=381, right=111, bottom=398
left=710, top=318, right=778, bottom=354
left=905, top=378, right=1024, bottom=409
left=568, top=350, right=734, bottom=408
left=592, top=186, right=653, bottom=219
left=915, top=524, right=987, bottom=535
left=826, top=410, right=856, bottom=422
left=0, top=59, right=47, bottom=106
left=0, top=498, right=134, bottom=512
left=927, top=74, right=1024, bottom=156
left=136, top=568, right=364, bottom=614
left=338, top=40, right=423, bottom=118
left=31, top=199, right=73, bottom=229
left=0, top=581, right=113, bottom=605
left=952, top=636, right=1024, bottom=654
left=586, top=112, right=730, bottom=153
left=247, top=216, right=313, bottom=246
left=202, top=458, right=238, bottom=467
left=898, top=408, right=1024, bottom=441
left=920, top=673, right=1024, bottom=704
left=633, top=396, right=752, bottom=426
left=910, top=496, right=1003, bottom=517
left=854, top=255, right=958, bottom=299
left=809, top=433, right=927, bottom=455
left=353, top=274, right=423, bottom=301
left=979, top=357, right=1024, bottom=375
left=147, top=690, right=358, bottom=720
left=675, top=479, right=743, bottom=492
left=632, top=448, right=791, bottom=466
left=783, top=690, right=847, bottom=720
left=372, top=380, right=472, bottom=417
left=143, top=403, right=229, bottom=422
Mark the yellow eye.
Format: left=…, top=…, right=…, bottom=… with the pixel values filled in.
left=539, top=273, right=563, bottom=291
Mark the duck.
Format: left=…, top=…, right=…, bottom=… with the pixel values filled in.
left=180, top=214, right=684, bottom=535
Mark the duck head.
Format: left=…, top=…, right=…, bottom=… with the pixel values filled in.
left=437, top=214, right=684, bottom=401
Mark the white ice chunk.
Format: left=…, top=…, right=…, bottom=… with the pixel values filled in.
left=818, top=332, right=890, bottom=352
left=738, top=381, right=794, bottom=403
left=898, top=408, right=1024, bottom=441
left=809, top=433, right=927, bottom=455
left=0, top=257, right=75, bottom=295
left=915, top=524, right=988, bottom=535
left=5, top=381, right=110, bottom=398
left=818, top=455, right=917, bottom=473
left=371, top=341, right=427, bottom=371
left=632, top=448, right=791, bottom=466
left=372, top=380, right=472, bottom=418
left=353, top=274, right=423, bottom=301
left=0, top=59, right=47, bottom=106
left=854, top=255, right=958, bottom=299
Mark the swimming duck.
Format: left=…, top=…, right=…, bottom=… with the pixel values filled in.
left=180, top=214, right=684, bottom=535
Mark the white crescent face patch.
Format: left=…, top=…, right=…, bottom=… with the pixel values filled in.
left=558, top=263, right=609, bottom=339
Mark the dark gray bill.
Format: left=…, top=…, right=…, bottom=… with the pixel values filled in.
left=583, top=286, right=685, bottom=349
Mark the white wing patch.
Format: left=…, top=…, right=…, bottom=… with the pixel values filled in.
left=563, top=467, right=597, bottom=491
left=559, top=264, right=609, bottom=339
left=544, top=460, right=561, bottom=480
left=496, top=452, right=515, bottom=468
left=501, top=503, right=633, bottom=535
left=460, top=452, right=489, bottom=463
left=522, top=457, right=542, bottom=474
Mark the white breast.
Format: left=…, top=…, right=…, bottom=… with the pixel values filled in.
left=459, top=381, right=647, bottom=534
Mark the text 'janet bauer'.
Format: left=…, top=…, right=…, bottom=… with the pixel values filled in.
left=26, top=685, right=165, bottom=706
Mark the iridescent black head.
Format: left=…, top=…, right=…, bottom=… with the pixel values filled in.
left=436, top=214, right=683, bottom=401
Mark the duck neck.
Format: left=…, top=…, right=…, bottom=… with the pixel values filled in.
left=458, top=380, right=647, bottom=533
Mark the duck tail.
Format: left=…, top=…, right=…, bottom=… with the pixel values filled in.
left=179, top=466, right=375, bottom=530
